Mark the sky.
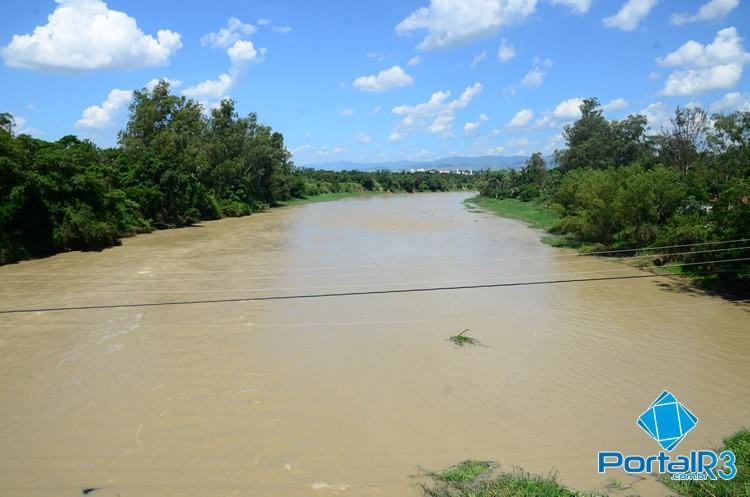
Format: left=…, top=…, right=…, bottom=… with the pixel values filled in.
left=1, top=0, right=749, bottom=166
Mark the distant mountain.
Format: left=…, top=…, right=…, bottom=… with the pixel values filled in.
left=300, top=155, right=529, bottom=171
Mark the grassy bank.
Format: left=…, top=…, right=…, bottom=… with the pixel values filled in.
left=662, top=429, right=750, bottom=497
left=420, top=460, right=589, bottom=497
left=464, top=196, right=560, bottom=231
left=422, top=430, right=750, bottom=497
left=281, top=191, right=381, bottom=206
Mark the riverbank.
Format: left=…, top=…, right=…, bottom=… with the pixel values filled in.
left=423, top=429, right=749, bottom=496
left=280, top=191, right=386, bottom=206
left=465, top=195, right=749, bottom=296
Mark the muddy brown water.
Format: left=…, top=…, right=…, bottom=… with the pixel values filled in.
left=1, top=192, right=748, bottom=497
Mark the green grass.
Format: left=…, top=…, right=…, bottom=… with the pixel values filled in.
left=464, top=196, right=560, bottom=231
left=421, top=461, right=589, bottom=497
left=448, top=328, right=482, bottom=347
left=281, top=191, right=378, bottom=206
left=430, top=460, right=496, bottom=483
left=661, top=429, right=750, bottom=497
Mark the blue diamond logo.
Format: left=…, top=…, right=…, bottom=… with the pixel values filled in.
left=637, top=391, right=698, bottom=452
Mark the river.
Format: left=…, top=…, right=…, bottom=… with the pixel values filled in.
left=1, top=192, right=748, bottom=496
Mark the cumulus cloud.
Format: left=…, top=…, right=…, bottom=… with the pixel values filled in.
left=464, top=121, right=480, bottom=134
left=353, top=65, right=414, bottom=92
left=396, top=0, right=537, bottom=50
left=201, top=17, right=255, bottom=48
left=184, top=22, right=266, bottom=105
left=75, top=88, right=132, bottom=129
left=553, top=97, right=585, bottom=119
left=521, top=67, right=545, bottom=87
left=709, top=92, right=750, bottom=113
left=640, top=101, right=669, bottom=128
left=1, top=0, right=182, bottom=71
left=272, top=26, right=292, bottom=34
left=181, top=74, right=234, bottom=101
left=471, top=50, right=488, bottom=69
left=145, top=78, right=182, bottom=91
left=388, top=130, right=403, bottom=142
left=391, top=82, right=483, bottom=137
left=497, top=38, right=516, bottom=62
left=602, top=97, right=628, bottom=111
left=603, top=0, right=658, bottom=31
left=227, top=39, right=264, bottom=66
left=508, top=109, right=534, bottom=127
left=657, top=27, right=750, bottom=96
left=671, top=0, right=739, bottom=25
left=549, top=0, right=592, bottom=14
left=464, top=113, right=489, bottom=134
left=354, top=132, right=373, bottom=143
left=712, top=93, right=750, bottom=113
left=408, top=55, right=421, bottom=66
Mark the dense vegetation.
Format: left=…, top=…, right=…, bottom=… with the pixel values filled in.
left=476, top=98, right=750, bottom=292
left=0, top=81, right=475, bottom=265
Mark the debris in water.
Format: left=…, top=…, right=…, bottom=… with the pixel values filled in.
left=449, top=329, right=481, bottom=347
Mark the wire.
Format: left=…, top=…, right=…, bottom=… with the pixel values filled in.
left=1, top=243, right=748, bottom=283
left=2, top=254, right=747, bottom=296
left=1, top=257, right=747, bottom=315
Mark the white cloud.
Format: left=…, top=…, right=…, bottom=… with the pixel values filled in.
left=391, top=82, right=483, bottom=137
left=509, top=137, right=530, bottom=146
left=464, top=121, right=480, bottom=134
left=368, top=105, right=382, bottom=116
left=353, top=65, right=414, bottom=92
left=227, top=39, right=263, bottom=66
left=145, top=78, right=182, bottom=91
left=603, top=0, right=658, bottom=31
left=339, top=108, right=355, bottom=116
left=408, top=55, right=421, bottom=66
left=662, top=64, right=743, bottom=96
left=388, top=130, right=403, bottom=142
left=464, top=113, right=489, bottom=134
left=272, top=26, right=292, bottom=34
left=648, top=71, right=661, bottom=80
left=671, top=0, right=739, bottom=25
left=181, top=74, right=233, bottom=101
left=354, top=132, right=372, bottom=143
left=257, top=19, right=271, bottom=26
left=471, top=50, right=488, bottom=69
left=602, top=97, right=627, bottom=111
left=1, top=0, right=181, bottom=71
left=550, top=0, right=592, bottom=14
left=657, top=27, right=750, bottom=96
left=201, top=17, right=255, bottom=48
left=396, top=0, right=538, bottom=50
left=709, top=92, right=750, bottom=113
left=508, top=108, right=534, bottom=127
left=521, top=67, right=545, bottom=87
left=184, top=22, right=266, bottom=106
left=75, top=88, right=132, bottom=129
left=657, top=27, right=749, bottom=68
left=640, top=101, right=669, bottom=128
left=497, top=38, right=516, bottom=62
left=553, top=97, right=585, bottom=119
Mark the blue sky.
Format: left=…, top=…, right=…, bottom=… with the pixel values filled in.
left=1, top=0, right=749, bottom=165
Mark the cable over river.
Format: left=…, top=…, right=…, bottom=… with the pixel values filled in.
left=1, top=192, right=748, bottom=497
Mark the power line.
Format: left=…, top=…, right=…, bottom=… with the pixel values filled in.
left=2, top=256, right=747, bottom=314
left=2, top=242, right=748, bottom=283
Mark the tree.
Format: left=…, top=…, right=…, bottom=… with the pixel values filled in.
left=658, top=106, right=709, bottom=176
